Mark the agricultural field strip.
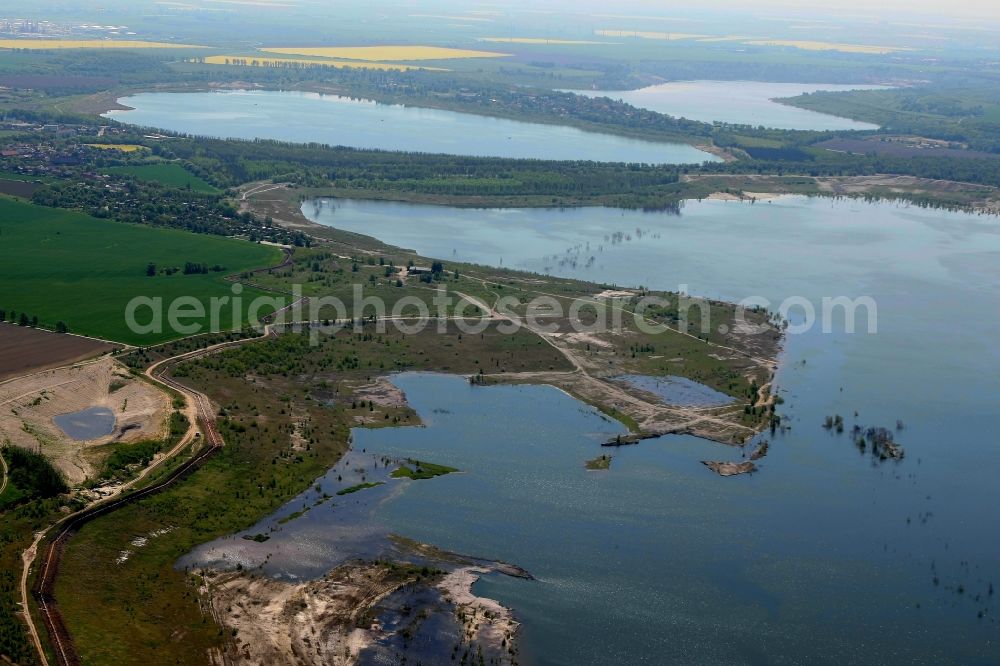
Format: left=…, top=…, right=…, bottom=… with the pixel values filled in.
left=0, top=40, right=208, bottom=50
left=590, top=31, right=909, bottom=53
left=200, top=55, right=436, bottom=72
left=259, top=45, right=510, bottom=61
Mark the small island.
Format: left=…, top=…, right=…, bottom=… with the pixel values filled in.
left=702, top=461, right=757, bottom=477
left=585, top=455, right=613, bottom=471
left=391, top=460, right=459, bottom=480
left=336, top=481, right=385, bottom=495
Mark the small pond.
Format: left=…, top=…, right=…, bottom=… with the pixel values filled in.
left=615, top=374, right=734, bottom=407
left=53, top=406, right=115, bottom=440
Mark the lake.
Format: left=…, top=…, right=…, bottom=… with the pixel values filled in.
left=571, top=81, right=886, bottom=130
left=104, top=90, right=719, bottom=164
left=217, top=194, right=1000, bottom=663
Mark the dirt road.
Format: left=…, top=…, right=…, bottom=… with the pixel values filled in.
left=0, top=449, right=8, bottom=499
left=20, top=323, right=285, bottom=666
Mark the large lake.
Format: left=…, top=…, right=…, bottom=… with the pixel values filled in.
left=572, top=81, right=886, bottom=130
left=105, top=90, right=719, bottom=164
left=191, top=196, right=1000, bottom=663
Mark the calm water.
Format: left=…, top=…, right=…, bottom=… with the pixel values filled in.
left=105, top=90, right=719, bottom=164
left=295, top=196, right=1000, bottom=662
left=615, top=374, right=734, bottom=407
left=572, top=81, right=886, bottom=130
left=53, top=406, right=115, bottom=440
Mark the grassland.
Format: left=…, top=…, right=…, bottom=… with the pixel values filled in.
left=0, top=40, right=206, bottom=50
left=0, top=197, right=279, bottom=344
left=260, top=45, right=510, bottom=61
left=200, top=55, right=433, bottom=72
left=102, top=164, right=219, bottom=193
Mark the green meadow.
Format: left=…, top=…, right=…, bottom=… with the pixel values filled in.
left=0, top=197, right=281, bottom=344
left=102, top=163, right=220, bottom=193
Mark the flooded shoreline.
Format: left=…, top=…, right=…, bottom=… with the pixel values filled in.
left=183, top=192, right=1000, bottom=662
left=181, top=441, right=531, bottom=665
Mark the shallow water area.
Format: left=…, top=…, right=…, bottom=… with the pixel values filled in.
left=53, top=406, right=115, bottom=440
left=615, top=374, right=734, bottom=407
left=177, top=449, right=413, bottom=580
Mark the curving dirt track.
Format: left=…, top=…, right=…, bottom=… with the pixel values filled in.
left=0, top=449, right=8, bottom=499
left=21, top=292, right=310, bottom=666
left=22, top=335, right=267, bottom=665
left=27, top=363, right=224, bottom=666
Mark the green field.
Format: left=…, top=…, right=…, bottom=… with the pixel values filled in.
left=103, top=163, right=220, bottom=193
left=0, top=197, right=281, bottom=344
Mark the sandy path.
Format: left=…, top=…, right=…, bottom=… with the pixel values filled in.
left=240, top=181, right=288, bottom=202
left=453, top=288, right=588, bottom=374
left=452, top=284, right=768, bottom=441
left=0, top=449, right=8, bottom=498
left=21, top=531, right=50, bottom=666
left=20, top=326, right=279, bottom=666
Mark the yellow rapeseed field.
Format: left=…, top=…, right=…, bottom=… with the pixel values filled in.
left=84, top=144, right=148, bottom=152
left=260, top=45, right=509, bottom=61
left=591, top=31, right=907, bottom=54
left=0, top=39, right=205, bottom=50
left=479, top=38, right=612, bottom=45
left=743, top=40, right=910, bottom=54
left=200, top=55, right=437, bottom=71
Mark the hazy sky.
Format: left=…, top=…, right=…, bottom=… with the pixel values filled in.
left=496, top=0, right=1000, bottom=22
left=725, top=0, right=998, bottom=20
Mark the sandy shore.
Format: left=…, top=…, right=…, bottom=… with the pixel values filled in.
left=206, top=558, right=521, bottom=665
left=207, top=562, right=403, bottom=665
left=705, top=191, right=787, bottom=202
left=438, top=567, right=520, bottom=657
